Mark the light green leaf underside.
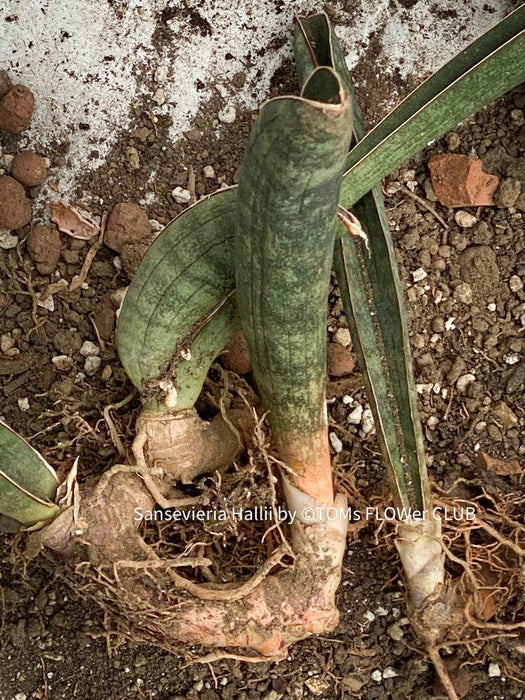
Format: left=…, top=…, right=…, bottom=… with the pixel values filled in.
left=0, top=421, right=58, bottom=524
left=117, top=189, right=239, bottom=410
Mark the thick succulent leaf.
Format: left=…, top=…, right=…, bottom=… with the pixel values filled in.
left=296, top=13, right=430, bottom=510
left=117, top=189, right=239, bottom=410
left=0, top=421, right=58, bottom=524
left=235, top=65, right=352, bottom=438
left=341, top=6, right=525, bottom=205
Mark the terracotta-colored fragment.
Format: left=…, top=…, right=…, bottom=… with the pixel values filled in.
left=0, top=84, right=35, bottom=134
left=428, top=154, right=499, bottom=207
left=26, top=224, right=61, bottom=275
left=11, top=150, right=47, bottom=187
left=0, top=175, right=32, bottom=229
left=477, top=450, right=522, bottom=475
left=327, top=342, right=355, bottom=377
left=48, top=200, right=99, bottom=240
left=222, top=329, right=252, bottom=374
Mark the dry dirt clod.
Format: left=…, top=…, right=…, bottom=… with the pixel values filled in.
left=11, top=150, right=47, bottom=187
left=26, top=225, right=61, bottom=275
left=0, top=84, right=35, bottom=134
left=0, top=176, right=32, bottom=230
left=221, top=329, right=252, bottom=374
left=428, top=154, right=499, bottom=207
left=105, top=202, right=155, bottom=276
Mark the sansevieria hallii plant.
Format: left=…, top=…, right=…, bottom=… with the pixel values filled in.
left=1, top=6, right=524, bottom=694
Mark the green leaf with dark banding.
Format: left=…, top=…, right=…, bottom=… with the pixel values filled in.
left=340, top=5, right=525, bottom=205
left=295, top=13, right=430, bottom=510
left=117, top=189, right=239, bottom=411
left=235, top=66, right=352, bottom=440
left=0, top=421, right=59, bottom=524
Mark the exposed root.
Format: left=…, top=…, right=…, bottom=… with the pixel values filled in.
left=132, top=407, right=253, bottom=482
left=31, top=439, right=348, bottom=657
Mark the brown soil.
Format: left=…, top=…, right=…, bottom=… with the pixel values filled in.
left=1, top=20, right=525, bottom=700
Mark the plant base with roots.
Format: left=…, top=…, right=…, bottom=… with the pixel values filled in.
left=26, top=434, right=349, bottom=657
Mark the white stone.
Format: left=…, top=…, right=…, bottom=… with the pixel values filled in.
left=154, top=65, right=168, bottom=83
left=362, top=408, right=375, bottom=435
left=412, top=267, right=427, bottom=282
left=348, top=404, right=363, bottom=424
left=509, top=275, right=523, bottom=292
left=455, top=210, right=477, bottom=227
left=0, top=153, right=14, bottom=169
left=80, top=340, right=100, bottom=356
left=17, top=397, right=30, bottom=412
left=371, top=670, right=382, bottom=682
left=342, top=395, right=353, bottom=405
left=84, top=355, right=101, bottom=375
left=52, top=355, right=74, bottom=371
left=456, top=373, right=476, bottom=393
left=488, top=662, right=501, bottom=677
left=37, top=294, right=54, bottom=312
left=334, top=327, right=352, bottom=347
left=218, top=104, right=236, bottom=124
left=171, top=187, right=191, bottom=204
left=427, top=415, right=439, bottom=429
left=444, top=316, right=456, bottom=331
left=503, top=353, right=519, bottom=365
left=364, top=610, right=376, bottom=622
left=383, top=667, right=398, bottom=679
left=152, top=87, right=165, bottom=104
left=0, top=230, right=18, bottom=249
left=203, top=165, right=215, bottom=178
left=487, top=302, right=496, bottom=311
left=0, top=334, right=15, bottom=354
left=329, top=432, right=343, bottom=453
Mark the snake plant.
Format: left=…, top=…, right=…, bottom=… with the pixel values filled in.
left=0, top=7, right=523, bottom=683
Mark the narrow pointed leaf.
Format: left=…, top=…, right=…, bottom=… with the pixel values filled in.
left=341, top=6, right=525, bottom=204
left=117, top=189, right=239, bottom=411
left=0, top=421, right=59, bottom=524
left=295, top=14, right=430, bottom=510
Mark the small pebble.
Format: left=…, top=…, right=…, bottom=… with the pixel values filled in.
left=218, top=104, right=236, bottom=124
left=100, top=365, right=112, bottom=382
left=412, top=268, right=427, bottom=282
left=456, top=373, right=476, bottom=393
left=364, top=610, right=376, bottom=622
left=455, top=210, right=477, bottom=227
left=361, top=408, right=375, bottom=434
left=387, top=623, right=404, bottom=641
left=0, top=230, right=17, bottom=249
left=17, top=397, right=29, bottom=412
left=152, top=88, right=165, bottom=105
left=454, top=282, right=473, bottom=304
left=334, top=327, right=351, bottom=347
left=171, top=187, right=191, bottom=204
left=371, top=670, right=382, bottom=682
left=488, top=662, right=501, bottom=677
left=84, top=356, right=101, bottom=376
left=342, top=395, right=353, bottom=405
left=203, top=165, right=215, bottom=178
left=383, top=667, right=398, bottom=679
left=154, top=65, right=168, bottom=83
left=52, top=355, right=74, bottom=371
left=329, top=432, right=343, bottom=453
left=509, top=275, right=523, bottom=292
left=80, top=340, right=100, bottom=357
left=348, top=404, right=363, bottom=424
